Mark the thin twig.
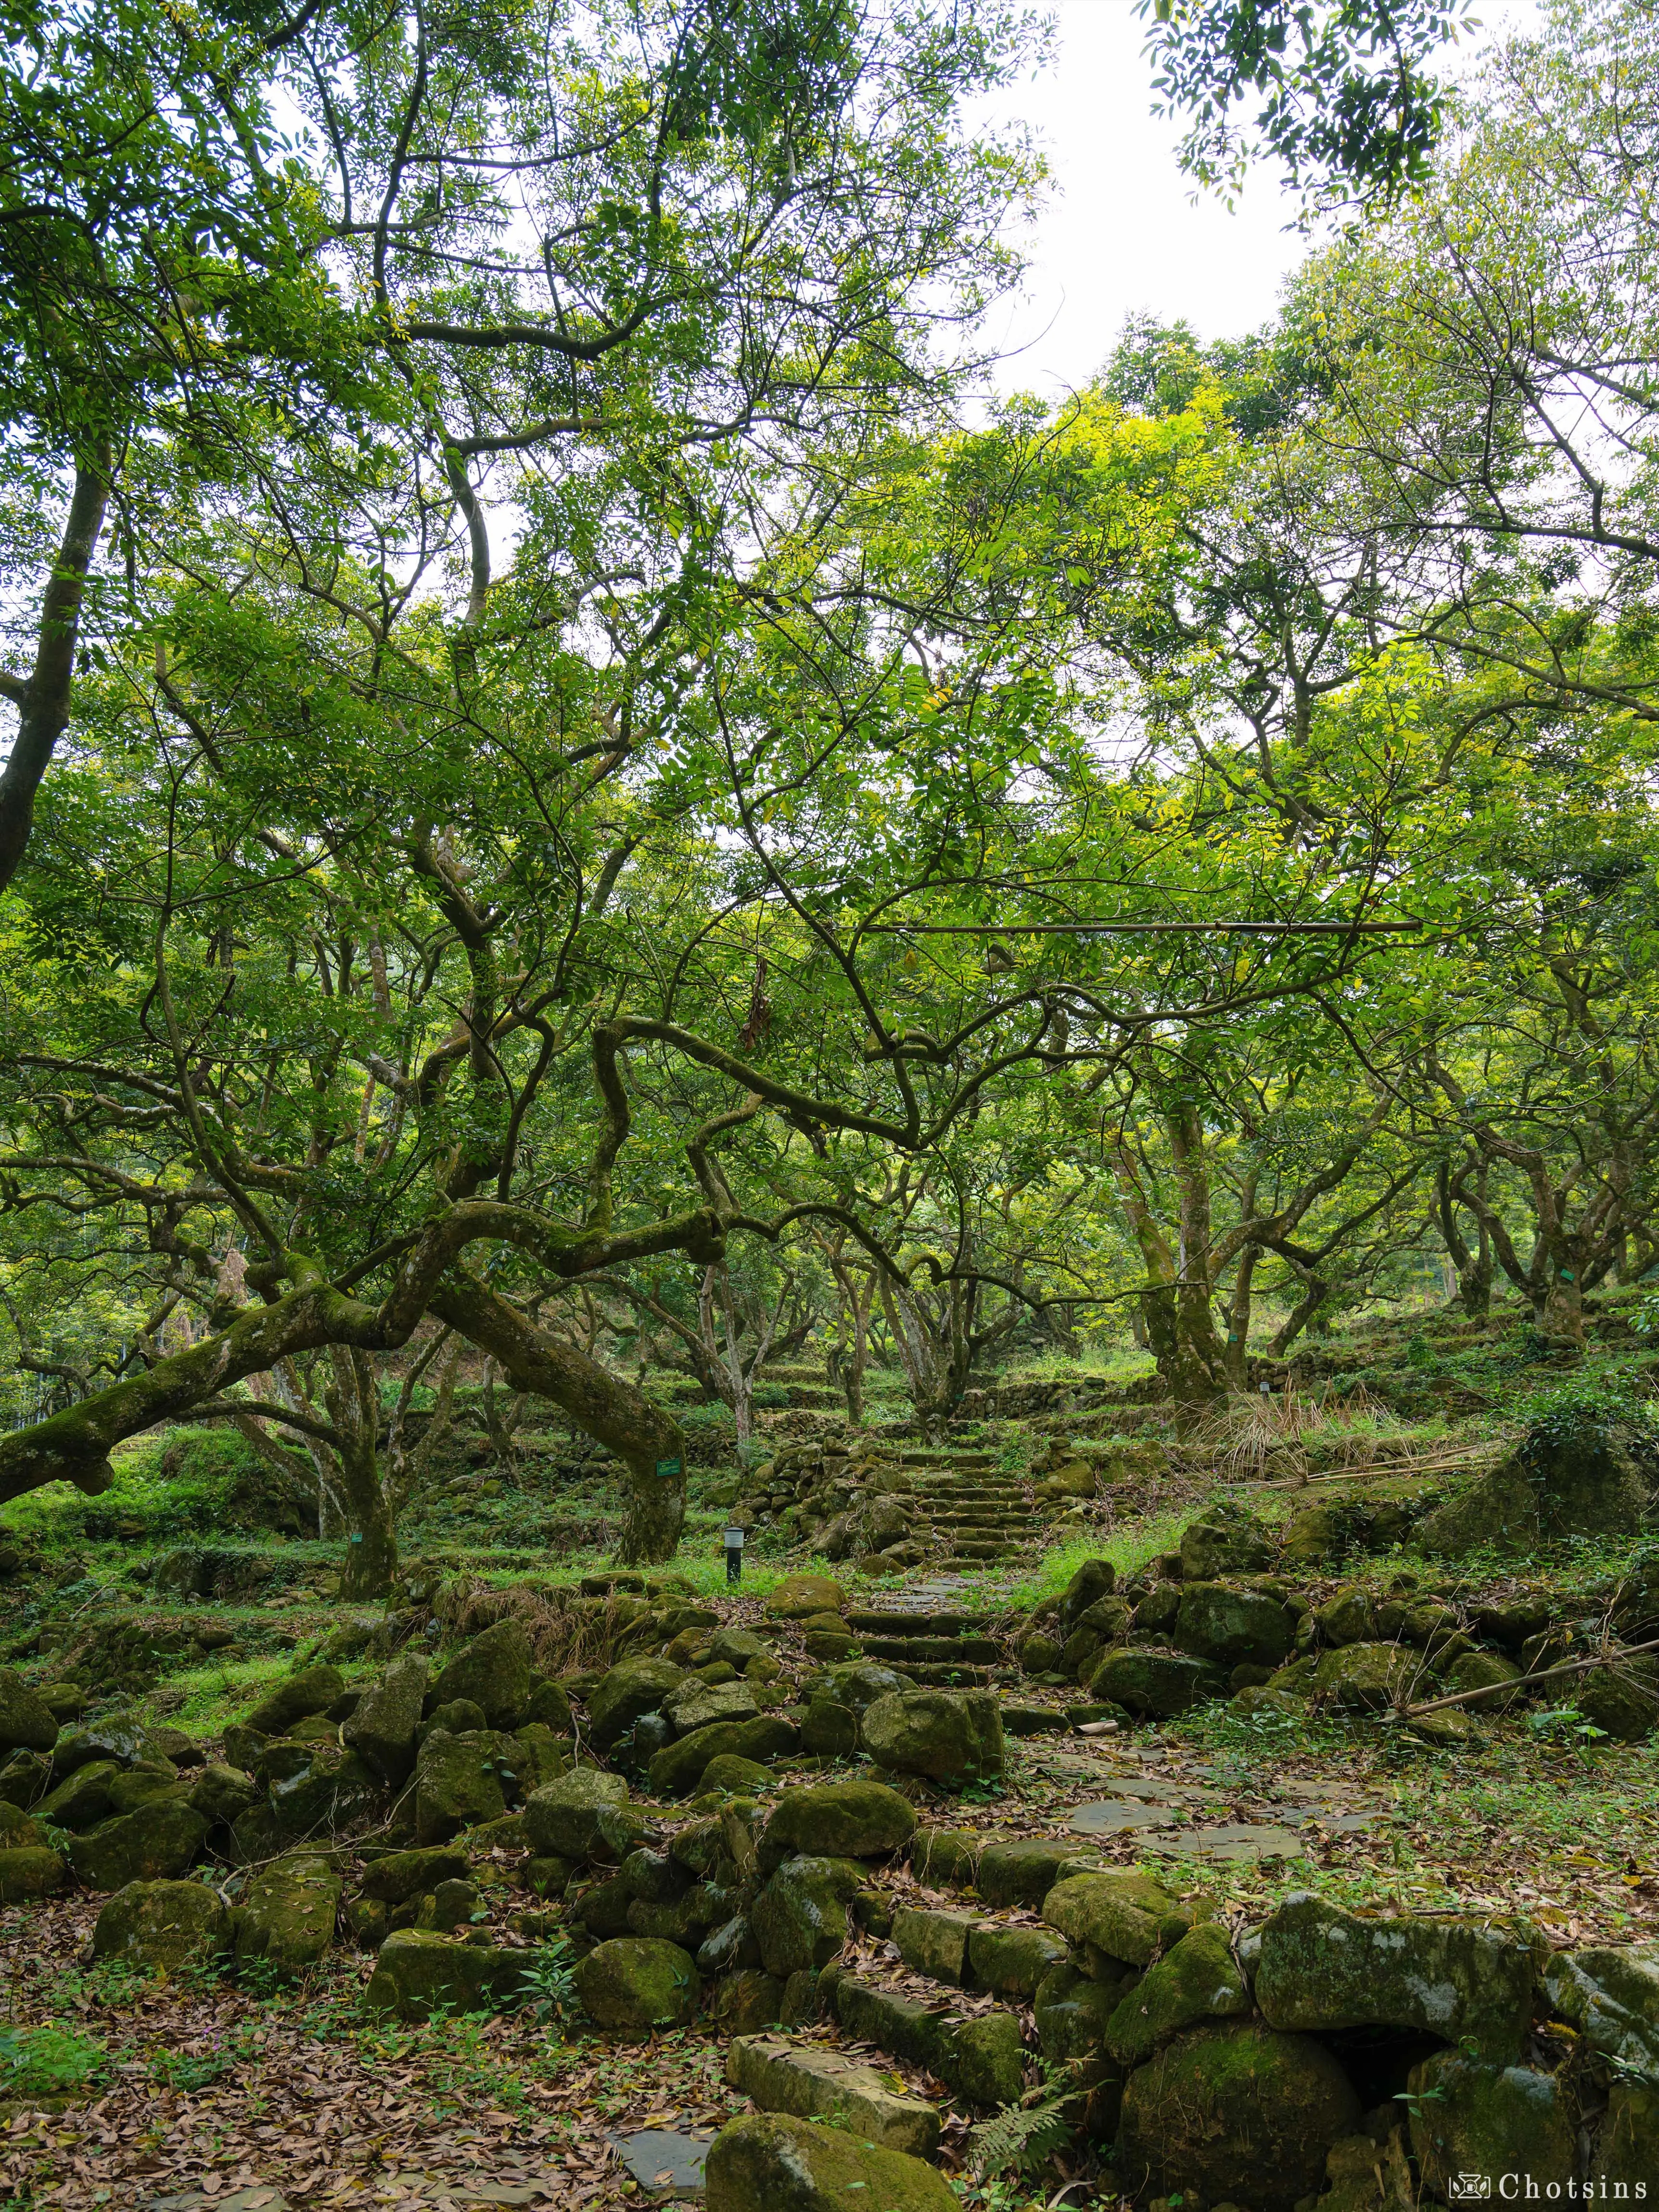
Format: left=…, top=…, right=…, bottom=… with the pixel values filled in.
left=1396, top=1633, right=1659, bottom=1718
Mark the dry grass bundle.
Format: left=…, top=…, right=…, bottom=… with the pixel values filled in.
left=433, top=1573, right=640, bottom=1674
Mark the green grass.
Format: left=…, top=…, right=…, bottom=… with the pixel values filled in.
left=1002, top=1513, right=1191, bottom=1608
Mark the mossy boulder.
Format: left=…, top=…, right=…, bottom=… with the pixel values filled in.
left=967, top=1921, right=1069, bottom=1998
left=759, top=1781, right=916, bottom=1866
left=1116, top=2018, right=1360, bottom=2212
left=429, top=1620, right=533, bottom=1729
left=242, top=1664, right=345, bottom=1739
left=362, top=1928, right=527, bottom=2018
left=587, top=1656, right=687, bottom=1751
left=576, top=1935, right=702, bottom=2032
left=38, top=1758, right=122, bottom=1831
left=0, top=1669, right=59, bottom=1753
left=1543, top=1944, right=1659, bottom=2072
left=797, top=1700, right=861, bottom=1761
left=1577, top=1656, right=1659, bottom=1740
left=1407, top=2052, right=1575, bottom=2197
left=1596, top=2082, right=1659, bottom=2195
left=1106, top=1920, right=1249, bottom=2064
left=726, top=2035, right=940, bottom=2161
left=358, top=1845, right=470, bottom=1906
left=1087, top=1650, right=1226, bottom=1718
left=1254, top=1893, right=1544, bottom=2059
left=1035, top=1963, right=1121, bottom=2065
left=68, top=1800, right=208, bottom=1890
left=93, top=1880, right=227, bottom=1973
left=664, top=1678, right=759, bottom=1737
left=649, top=1716, right=799, bottom=1799
left=910, top=1827, right=983, bottom=1888
left=1310, top=1641, right=1423, bottom=1711
left=1058, top=1558, right=1117, bottom=1633
left=704, top=2110, right=956, bottom=2212
left=809, top=1661, right=907, bottom=1713
left=753, top=1856, right=863, bottom=1979
left=976, top=1838, right=1107, bottom=1908
left=1179, top=1514, right=1273, bottom=1579
left=709, top=1970, right=786, bottom=2035
left=412, top=1728, right=517, bottom=1846
left=1443, top=1648, right=1524, bottom=1712
left=1314, top=1587, right=1377, bottom=1646
left=265, top=1740, right=382, bottom=1840
left=1173, top=1584, right=1295, bottom=1669
left=342, top=1651, right=428, bottom=1784
left=187, top=1763, right=261, bottom=1828
left=523, top=1767, right=631, bottom=1859
left=763, top=1576, right=847, bottom=1622
left=859, top=1688, right=1004, bottom=1784
left=0, top=1845, right=67, bottom=1902
left=231, top=1851, right=341, bottom=1973
left=701, top=1753, right=774, bottom=1794
left=1042, top=1869, right=1187, bottom=1967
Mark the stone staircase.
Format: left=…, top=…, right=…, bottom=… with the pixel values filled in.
left=845, top=1608, right=1003, bottom=1687
left=888, top=1449, right=1035, bottom=1575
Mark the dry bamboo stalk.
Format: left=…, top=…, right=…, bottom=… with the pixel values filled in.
left=1396, top=1632, right=1659, bottom=1718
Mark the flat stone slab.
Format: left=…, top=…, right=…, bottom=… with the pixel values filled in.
left=609, top=2128, right=711, bottom=2197
left=1070, top=1800, right=1185, bottom=1833
left=1142, top=1822, right=1307, bottom=1865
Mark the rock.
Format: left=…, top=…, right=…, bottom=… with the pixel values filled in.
left=893, top=1904, right=981, bottom=1985
left=709, top=1627, right=767, bottom=1667
left=0, top=1748, right=50, bottom=1806
left=68, top=1800, right=209, bottom=1889
left=809, top=1662, right=908, bottom=1712
left=704, top=2111, right=955, bottom=2212
left=242, top=1664, right=345, bottom=1739
left=107, top=1766, right=190, bottom=1815
left=753, top=1856, right=863, bottom=1978
left=764, top=1576, right=848, bottom=1621
left=1443, top=1649, right=1524, bottom=1713
left=429, top=1620, right=533, bottom=1728
left=1105, top=1921, right=1248, bottom=2064
left=907, top=1827, right=979, bottom=1888
left=859, top=1689, right=1004, bottom=1784
left=1578, top=1657, right=1659, bottom=1740
left=523, top=1768, right=631, bottom=1859
left=1254, top=1894, right=1543, bottom=2059
left=587, top=1656, right=687, bottom=1751
left=421, top=1698, right=486, bottom=1739
left=1595, top=2082, right=1659, bottom=2195
left=798, top=1703, right=858, bottom=1758
left=1179, top=1515, right=1273, bottom=1579
left=1042, top=1869, right=1187, bottom=1967
left=726, top=2035, right=939, bottom=2161
left=37, top=1758, right=122, bottom=1831
left=232, top=1852, right=341, bottom=1972
left=1418, top=1463, right=1543, bottom=1556
left=187, top=1764, right=261, bottom=1828
left=1407, top=2052, right=1574, bottom=2197
left=0, top=1846, right=67, bottom=1902
left=412, top=1728, right=517, bottom=1845
left=1314, top=1588, right=1377, bottom=1646
left=264, top=1740, right=382, bottom=1841
left=93, top=1880, right=227, bottom=1972
left=967, top=1922, right=1069, bottom=1997
left=1018, top=1632, right=1062, bottom=1674
left=1058, top=1559, right=1117, bottom=1633
left=1231, top=1685, right=1306, bottom=1721
left=577, top=1936, right=701, bottom=2032
left=0, top=1800, right=43, bottom=1847
left=709, top=1969, right=784, bottom=2033
left=521, top=1678, right=574, bottom=1734
left=1116, top=2018, right=1360, bottom=2212
left=1542, top=1944, right=1659, bottom=2072
left=978, top=1838, right=1107, bottom=1907
left=360, top=1845, right=470, bottom=1905
left=1310, top=1642, right=1423, bottom=1712
left=649, top=1716, right=800, bottom=1799
left=760, top=1781, right=916, bottom=1865
left=831, top=1973, right=1025, bottom=2104
left=701, top=1753, right=773, bottom=1793
left=0, top=1670, right=58, bottom=1753
left=1281, top=1504, right=1341, bottom=1565
left=362, top=1927, right=527, bottom=2018
left=342, top=1652, right=428, bottom=1784
left=664, top=1678, right=759, bottom=1737
left=50, top=1714, right=159, bottom=1778
left=1087, top=1650, right=1225, bottom=1718
left=1035, top=1963, right=1122, bottom=2064
left=1173, top=1584, right=1295, bottom=1668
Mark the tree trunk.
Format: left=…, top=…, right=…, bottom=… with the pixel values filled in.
left=1222, top=1245, right=1257, bottom=1389
left=338, top=1459, right=399, bottom=1597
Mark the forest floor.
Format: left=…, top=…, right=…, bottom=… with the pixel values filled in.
left=4, top=1296, right=1659, bottom=2210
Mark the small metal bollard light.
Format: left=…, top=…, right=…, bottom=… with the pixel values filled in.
left=723, top=1524, right=746, bottom=1585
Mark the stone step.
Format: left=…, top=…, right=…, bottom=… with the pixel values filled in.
left=860, top=1635, right=1003, bottom=1665
left=891, top=1661, right=1001, bottom=1686
left=891, top=1904, right=1070, bottom=1998
left=725, top=2034, right=939, bottom=2161
left=845, top=1611, right=991, bottom=1637
left=821, top=1967, right=1026, bottom=2107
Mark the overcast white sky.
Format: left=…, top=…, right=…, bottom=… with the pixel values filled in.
left=974, top=0, right=1527, bottom=401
